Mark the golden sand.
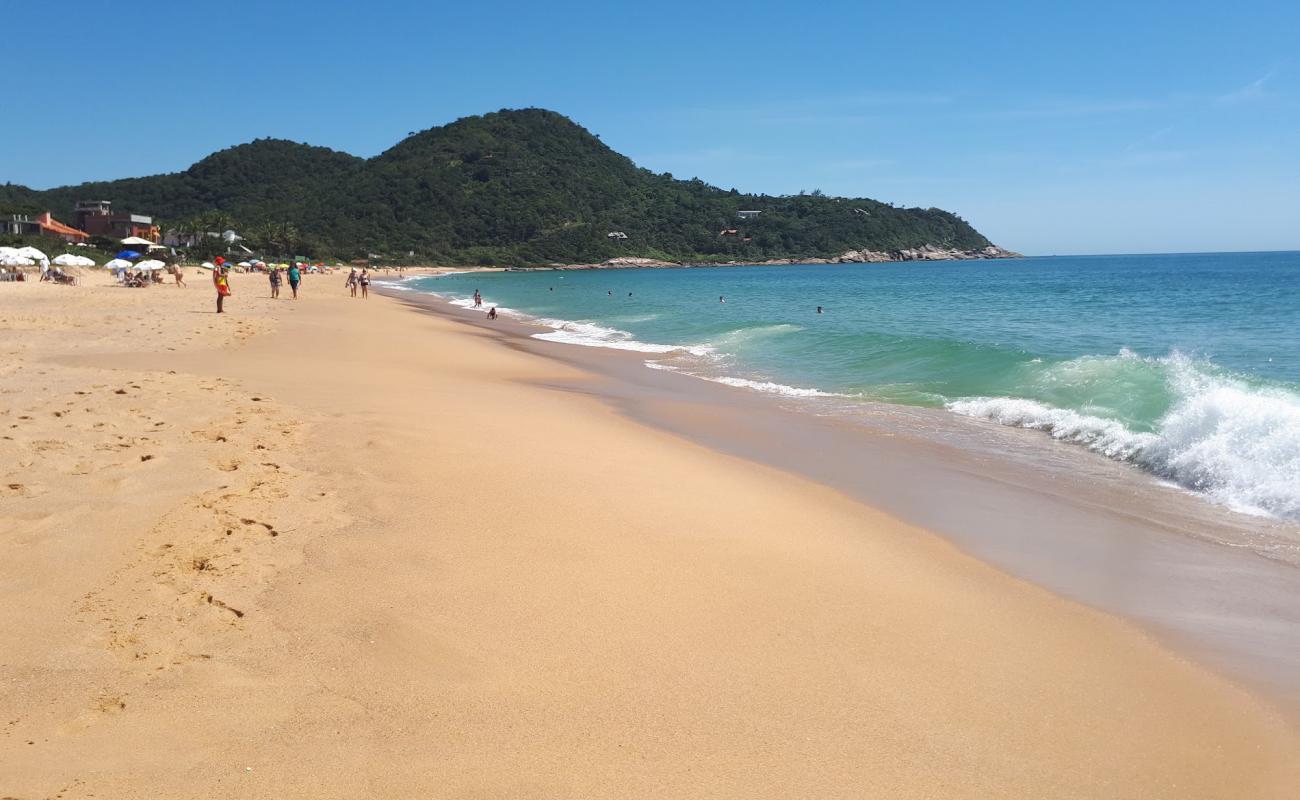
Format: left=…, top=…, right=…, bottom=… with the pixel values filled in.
left=2, top=272, right=1297, bottom=798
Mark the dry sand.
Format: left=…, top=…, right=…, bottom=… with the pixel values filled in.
left=2, top=271, right=1297, bottom=798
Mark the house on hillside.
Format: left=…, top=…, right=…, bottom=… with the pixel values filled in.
left=736, top=210, right=762, bottom=219
left=719, top=228, right=740, bottom=237
left=74, top=200, right=160, bottom=242
left=2, top=211, right=89, bottom=242
left=606, top=231, right=628, bottom=240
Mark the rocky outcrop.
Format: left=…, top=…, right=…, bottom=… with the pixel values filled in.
left=547, top=245, right=1021, bottom=270
left=835, top=244, right=1022, bottom=263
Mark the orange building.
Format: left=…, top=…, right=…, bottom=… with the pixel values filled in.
left=74, top=200, right=160, bottom=242
left=36, top=212, right=89, bottom=242
left=2, top=211, right=90, bottom=242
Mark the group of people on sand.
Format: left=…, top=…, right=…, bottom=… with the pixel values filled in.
left=265, top=262, right=302, bottom=300
left=345, top=267, right=370, bottom=299
left=211, top=257, right=303, bottom=313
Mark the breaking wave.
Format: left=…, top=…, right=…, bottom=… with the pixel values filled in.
left=949, top=352, right=1300, bottom=519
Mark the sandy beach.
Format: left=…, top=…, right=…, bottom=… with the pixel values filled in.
left=3, top=271, right=1298, bottom=798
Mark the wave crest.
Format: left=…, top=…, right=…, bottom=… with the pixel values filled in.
left=950, top=353, right=1300, bottom=519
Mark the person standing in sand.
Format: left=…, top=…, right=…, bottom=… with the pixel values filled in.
left=269, top=266, right=281, bottom=299
left=287, top=262, right=301, bottom=299
left=359, top=268, right=370, bottom=299
left=212, top=259, right=231, bottom=314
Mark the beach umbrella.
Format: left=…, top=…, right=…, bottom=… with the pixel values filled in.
left=198, top=262, right=216, bottom=270
left=0, top=254, right=35, bottom=267
left=115, top=250, right=142, bottom=260
left=120, top=236, right=154, bottom=246
left=52, top=254, right=82, bottom=266
left=16, top=246, right=49, bottom=265
left=135, top=259, right=167, bottom=271
left=104, top=258, right=134, bottom=270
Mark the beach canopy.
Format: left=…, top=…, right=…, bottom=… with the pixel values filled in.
left=52, top=254, right=97, bottom=267
left=120, top=236, right=154, bottom=246
left=135, top=259, right=167, bottom=271
left=16, top=246, right=49, bottom=265
left=104, top=258, right=134, bottom=270
left=115, top=250, right=142, bottom=260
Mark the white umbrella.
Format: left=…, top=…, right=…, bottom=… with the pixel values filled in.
left=104, top=258, right=134, bottom=270
left=53, top=254, right=89, bottom=267
left=135, top=259, right=167, bottom=271
left=120, top=236, right=154, bottom=246
left=16, top=246, right=48, bottom=265
left=0, top=254, right=35, bottom=267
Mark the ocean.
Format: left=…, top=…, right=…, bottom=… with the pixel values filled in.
left=403, top=251, right=1300, bottom=522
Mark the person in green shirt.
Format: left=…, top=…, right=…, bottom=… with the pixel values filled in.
left=287, top=264, right=301, bottom=299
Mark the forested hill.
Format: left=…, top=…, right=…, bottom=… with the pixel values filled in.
left=2, top=108, right=1001, bottom=265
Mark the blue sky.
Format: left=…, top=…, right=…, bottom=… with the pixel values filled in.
left=4, top=0, right=1298, bottom=255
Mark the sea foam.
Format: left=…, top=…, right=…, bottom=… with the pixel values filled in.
left=949, top=353, right=1300, bottom=519
left=531, top=318, right=712, bottom=355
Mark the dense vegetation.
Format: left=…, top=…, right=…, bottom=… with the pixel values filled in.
left=2, top=109, right=994, bottom=266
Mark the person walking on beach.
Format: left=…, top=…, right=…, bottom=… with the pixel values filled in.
left=345, top=269, right=358, bottom=298
left=173, top=265, right=186, bottom=287
left=474, top=290, right=482, bottom=307
left=359, top=268, right=370, bottom=299
left=287, top=263, right=301, bottom=299
left=212, top=259, right=231, bottom=313
left=269, top=266, right=281, bottom=299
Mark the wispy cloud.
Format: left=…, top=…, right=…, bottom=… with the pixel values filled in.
left=1215, top=66, right=1279, bottom=105
left=659, top=90, right=953, bottom=127
left=979, top=98, right=1163, bottom=120
left=1123, top=124, right=1177, bottom=153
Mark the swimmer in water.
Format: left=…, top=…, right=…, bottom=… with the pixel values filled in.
left=720, top=296, right=725, bottom=303
left=817, top=306, right=823, bottom=314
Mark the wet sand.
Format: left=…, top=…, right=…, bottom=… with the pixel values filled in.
left=387, top=285, right=1300, bottom=719
left=2, top=272, right=1298, bottom=798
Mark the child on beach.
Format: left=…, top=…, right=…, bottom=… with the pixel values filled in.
left=487, top=306, right=498, bottom=320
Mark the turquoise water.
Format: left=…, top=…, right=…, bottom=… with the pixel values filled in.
left=406, top=252, right=1300, bottom=519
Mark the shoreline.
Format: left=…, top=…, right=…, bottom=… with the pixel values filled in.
left=381, top=280, right=1300, bottom=721
left=4, top=273, right=1298, bottom=797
